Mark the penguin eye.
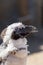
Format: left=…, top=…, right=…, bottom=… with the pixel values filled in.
left=11, top=31, right=20, bottom=40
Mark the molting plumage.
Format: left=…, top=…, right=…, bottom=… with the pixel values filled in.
left=0, top=22, right=38, bottom=65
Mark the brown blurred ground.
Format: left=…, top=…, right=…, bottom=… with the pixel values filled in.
left=27, top=51, right=43, bottom=65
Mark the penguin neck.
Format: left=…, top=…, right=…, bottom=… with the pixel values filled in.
left=9, top=38, right=27, bottom=48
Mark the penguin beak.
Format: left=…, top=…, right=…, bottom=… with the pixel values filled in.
left=18, top=25, right=38, bottom=37
left=11, top=25, right=38, bottom=39
left=26, top=25, right=38, bottom=33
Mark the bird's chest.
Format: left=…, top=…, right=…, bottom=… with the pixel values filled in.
left=5, top=55, right=27, bottom=65
left=4, top=39, right=27, bottom=65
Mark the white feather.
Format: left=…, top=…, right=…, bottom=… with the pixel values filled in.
left=0, top=22, right=28, bottom=65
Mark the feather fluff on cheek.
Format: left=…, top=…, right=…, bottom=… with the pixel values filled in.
left=3, top=22, right=25, bottom=43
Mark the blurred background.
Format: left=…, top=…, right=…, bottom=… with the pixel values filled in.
left=0, top=0, right=43, bottom=65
